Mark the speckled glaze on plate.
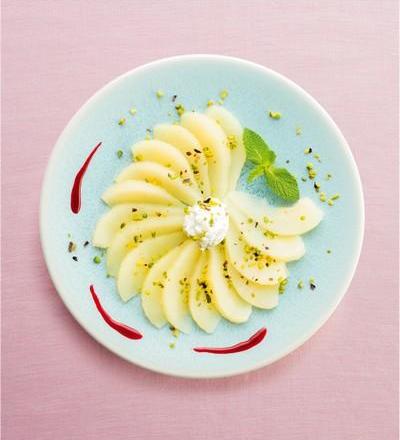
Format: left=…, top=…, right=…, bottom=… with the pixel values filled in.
left=40, top=55, right=364, bottom=378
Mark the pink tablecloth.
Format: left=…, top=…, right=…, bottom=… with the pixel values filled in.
left=2, top=1, right=398, bottom=439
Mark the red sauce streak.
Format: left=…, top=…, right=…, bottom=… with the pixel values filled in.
left=89, top=285, right=143, bottom=340
left=71, top=142, right=102, bottom=214
left=193, top=327, right=267, bottom=354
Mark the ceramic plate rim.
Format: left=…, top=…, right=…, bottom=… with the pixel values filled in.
left=40, top=54, right=365, bottom=379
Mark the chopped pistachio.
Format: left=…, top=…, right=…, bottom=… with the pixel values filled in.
left=269, top=111, right=281, bottom=120
left=325, top=173, right=332, bottom=180
left=331, top=193, right=340, bottom=201
left=306, top=162, right=314, bottom=170
left=169, top=342, right=175, bottom=349
left=118, top=117, right=126, bottom=126
left=301, top=176, right=307, bottom=182
left=156, top=89, right=164, bottom=98
left=219, top=89, right=229, bottom=100
left=300, top=215, right=306, bottom=221
left=326, top=249, right=332, bottom=254
left=304, top=147, right=312, bottom=154
left=129, top=107, right=137, bottom=115
left=207, top=99, right=215, bottom=107
left=327, top=199, right=334, bottom=206
left=175, top=104, right=185, bottom=116
left=296, top=127, right=302, bottom=136
left=297, top=280, right=304, bottom=289
left=116, top=149, right=123, bottom=159
left=93, top=256, right=101, bottom=264
left=313, top=153, right=321, bottom=162
left=319, top=193, right=327, bottom=202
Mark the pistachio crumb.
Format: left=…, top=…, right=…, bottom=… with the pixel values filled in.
left=129, top=108, right=137, bottom=115
left=175, top=104, right=185, bottom=116
left=269, top=111, right=281, bottom=120
left=207, top=99, right=215, bottom=107
left=118, top=118, right=126, bottom=126
left=93, top=256, right=101, bottom=264
left=116, top=149, right=123, bottom=159
left=296, top=127, right=302, bottom=136
left=326, top=249, right=332, bottom=254
left=219, top=89, right=229, bottom=100
left=331, top=194, right=340, bottom=201
left=156, top=89, right=164, bottom=98
left=304, top=147, right=312, bottom=154
left=327, top=199, right=334, bottom=206
left=297, top=280, right=304, bottom=289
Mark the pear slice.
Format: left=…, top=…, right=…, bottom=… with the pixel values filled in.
left=226, top=199, right=305, bottom=262
left=226, top=261, right=279, bottom=309
left=225, top=223, right=288, bottom=285
left=141, top=246, right=182, bottom=328
left=153, top=124, right=211, bottom=197
left=92, top=203, right=183, bottom=248
left=161, top=240, right=200, bottom=333
left=188, top=252, right=221, bottom=333
left=116, top=232, right=185, bottom=301
left=207, top=246, right=252, bottom=323
left=180, top=112, right=231, bottom=198
left=106, top=216, right=184, bottom=276
left=205, top=105, right=245, bottom=191
left=228, top=191, right=323, bottom=236
left=115, top=162, right=201, bottom=206
left=131, top=140, right=197, bottom=186
left=102, top=180, right=179, bottom=206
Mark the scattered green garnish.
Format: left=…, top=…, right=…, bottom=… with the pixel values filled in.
left=169, top=342, right=175, bottom=349
left=269, top=111, right=281, bottom=120
left=244, top=128, right=299, bottom=202
left=219, top=89, right=229, bottom=100
left=296, top=127, right=302, bottom=136
left=156, top=89, right=164, bottom=98
left=207, top=99, right=215, bottom=107
left=129, top=107, right=137, bottom=115
left=326, top=249, right=332, bottom=254
left=297, top=280, right=304, bottom=289
left=327, top=199, right=334, bottom=206
left=304, top=147, right=313, bottom=154
left=313, top=153, right=321, bottom=162
left=279, top=278, right=288, bottom=294
left=300, top=215, right=306, bottom=221
left=93, top=256, right=101, bottom=264
left=309, top=278, right=316, bottom=290
left=331, top=193, right=340, bottom=201
left=301, top=176, right=307, bottom=182
left=118, top=118, right=126, bottom=126
left=116, top=149, right=123, bottom=159
left=175, top=104, right=185, bottom=116
left=319, top=192, right=327, bottom=202
left=325, top=173, right=332, bottom=180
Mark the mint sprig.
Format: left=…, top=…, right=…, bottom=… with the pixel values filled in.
left=243, top=128, right=299, bottom=202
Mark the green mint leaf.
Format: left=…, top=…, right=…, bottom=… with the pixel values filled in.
left=247, top=165, right=265, bottom=183
left=264, top=166, right=300, bottom=202
left=243, top=128, right=276, bottom=165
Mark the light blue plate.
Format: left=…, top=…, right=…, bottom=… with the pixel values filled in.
left=40, top=55, right=364, bottom=378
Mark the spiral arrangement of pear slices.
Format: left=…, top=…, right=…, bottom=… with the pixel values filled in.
left=93, top=106, right=323, bottom=333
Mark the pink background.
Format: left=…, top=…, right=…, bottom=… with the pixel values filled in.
left=2, top=1, right=398, bottom=439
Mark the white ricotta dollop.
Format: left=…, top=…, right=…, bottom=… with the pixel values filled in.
left=183, top=198, right=229, bottom=250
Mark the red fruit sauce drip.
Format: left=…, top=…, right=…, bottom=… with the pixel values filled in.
left=89, top=285, right=143, bottom=340
left=70, top=142, right=102, bottom=214
left=193, top=327, right=267, bottom=354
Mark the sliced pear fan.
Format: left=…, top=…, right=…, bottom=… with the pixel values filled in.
left=102, top=180, right=180, bottom=206
left=207, top=246, right=252, bottom=323
left=106, top=215, right=184, bottom=276
left=225, top=223, right=288, bottom=285
left=188, top=252, right=221, bottom=333
left=205, top=105, right=246, bottom=191
left=93, top=203, right=183, bottom=248
left=225, top=199, right=305, bottom=262
left=115, top=162, right=201, bottom=205
left=117, top=231, right=186, bottom=301
left=141, top=246, right=182, bottom=329
left=131, top=140, right=197, bottom=185
left=228, top=191, right=323, bottom=236
left=153, top=124, right=211, bottom=197
left=180, top=112, right=231, bottom=199
left=226, top=261, right=279, bottom=309
left=161, top=240, right=200, bottom=333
